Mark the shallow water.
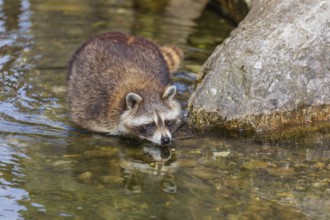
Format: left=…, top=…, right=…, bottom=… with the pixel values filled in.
left=0, top=0, right=329, bottom=219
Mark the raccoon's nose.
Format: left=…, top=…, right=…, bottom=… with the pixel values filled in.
left=161, top=136, right=171, bottom=145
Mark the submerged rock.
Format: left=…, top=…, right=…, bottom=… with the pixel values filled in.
left=212, top=0, right=249, bottom=24
left=188, top=0, right=330, bottom=132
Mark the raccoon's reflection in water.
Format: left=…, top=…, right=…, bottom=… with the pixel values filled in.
left=120, top=145, right=179, bottom=194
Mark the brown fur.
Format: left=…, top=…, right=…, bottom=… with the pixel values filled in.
left=67, top=32, right=182, bottom=136
left=160, top=46, right=183, bottom=73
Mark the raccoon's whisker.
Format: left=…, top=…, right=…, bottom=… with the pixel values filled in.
left=170, top=135, right=177, bottom=142
left=136, top=138, right=144, bottom=143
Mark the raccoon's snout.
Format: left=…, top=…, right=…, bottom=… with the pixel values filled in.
left=161, top=136, right=171, bottom=145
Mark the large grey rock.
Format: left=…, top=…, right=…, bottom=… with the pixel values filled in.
left=188, top=0, right=330, bottom=131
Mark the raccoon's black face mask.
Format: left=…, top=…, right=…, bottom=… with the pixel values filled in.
left=123, top=85, right=181, bottom=145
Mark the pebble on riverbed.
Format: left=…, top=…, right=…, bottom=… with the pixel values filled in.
left=75, top=171, right=92, bottom=182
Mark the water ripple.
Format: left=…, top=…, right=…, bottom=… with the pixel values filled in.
left=0, top=101, right=70, bottom=137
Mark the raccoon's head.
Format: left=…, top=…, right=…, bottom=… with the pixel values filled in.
left=120, top=85, right=181, bottom=145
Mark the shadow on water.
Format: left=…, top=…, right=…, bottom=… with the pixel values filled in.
left=0, top=0, right=329, bottom=219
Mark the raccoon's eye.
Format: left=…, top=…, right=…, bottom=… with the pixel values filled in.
left=136, top=122, right=155, bottom=136
left=165, top=119, right=176, bottom=128
left=144, top=122, right=155, bottom=130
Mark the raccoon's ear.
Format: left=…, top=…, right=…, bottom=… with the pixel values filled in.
left=126, top=92, right=142, bottom=110
left=162, top=85, right=176, bottom=101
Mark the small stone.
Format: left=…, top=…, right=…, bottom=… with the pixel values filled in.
left=242, top=160, right=269, bottom=170
left=62, top=154, right=81, bottom=158
left=213, top=151, right=231, bottom=158
left=312, top=162, right=325, bottom=169
left=101, top=175, right=124, bottom=185
left=178, top=159, right=197, bottom=168
left=76, top=172, right=92, bottom=182
left=312, top=181, right=326, bottom=188
left=52, top=160, right=72, bottom=167
left=188, top=149, right=202, bottom=154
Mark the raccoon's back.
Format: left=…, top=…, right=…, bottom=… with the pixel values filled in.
left=68, top=32, right=170, bottom=85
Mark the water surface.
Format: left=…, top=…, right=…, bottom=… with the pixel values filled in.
left=0, top=0, right=329, bottom=219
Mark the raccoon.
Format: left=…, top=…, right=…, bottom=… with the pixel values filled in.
left=67, top=32, right=183, bottom=145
